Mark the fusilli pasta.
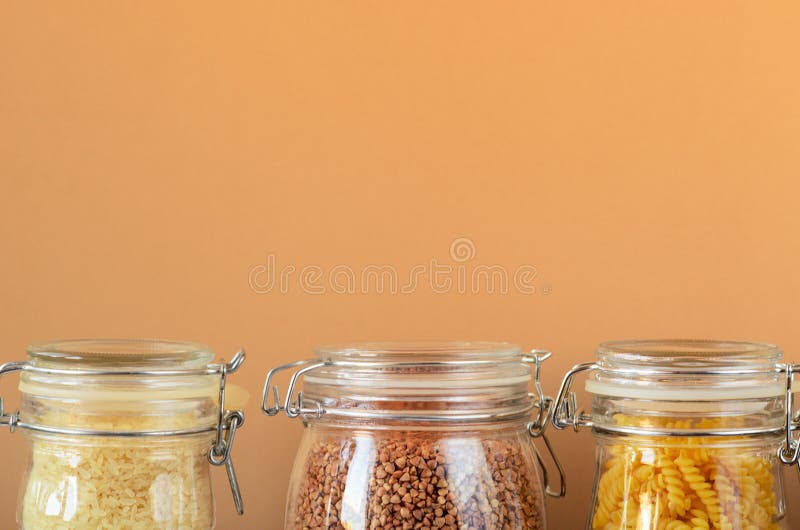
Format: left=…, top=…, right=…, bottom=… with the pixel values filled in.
left=591, top=415, right=784, bottom=530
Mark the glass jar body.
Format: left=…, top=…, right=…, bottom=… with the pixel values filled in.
left=13, top=339, right=223, bottom=530
left=588, top=431, right=787, bottom=530
left=17, top=433, right=215, bottom=530
left=286, top=419, right=547, bottom=530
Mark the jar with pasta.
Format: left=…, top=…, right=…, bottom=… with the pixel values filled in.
left=552, top=339, right=800, bottom=530
left=262, top=341, right=565, bottom=530
left=0, top=339, right=247, bottom=529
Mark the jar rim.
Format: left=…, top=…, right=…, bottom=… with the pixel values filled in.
left=307, top=341, right=531, bottom=389
left=315, top=341, right=523, bottom=364
left=597, top=339, right=781, bottom=372
left=27, top=338, right=215, bottom=370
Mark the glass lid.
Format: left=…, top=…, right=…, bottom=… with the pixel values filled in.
left=553, top=339, right=795, bottom=440
left=316, top=341, right=524, bottom=363
left=307, top=341, right=531, bottom=389
left=587, top=339, right=784, bottom=401
left=19, top=339, right=221, bottom=403
left=597, top=339, right=781, bottom=371
left=263, top=341, right=549, bottom=424
left=27, top=339, right=215, bottom=370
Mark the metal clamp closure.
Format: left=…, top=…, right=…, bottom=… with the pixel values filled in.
left=523, top=350, right=565, bottom=498
left=0, top=361, right=27, bottom=432
left=552, top=362, right=597, bottom=432
left=209, top=409, right=245, bottom=515
left=553, top=361, right=798, bottom=435
left=525, top=350, right=554, bottom=436
left=262, top=359, right=327, bottom=419
left=0, top=350, right=247, bottom=516
left=778, top=363, right=800, bottom=479
left=263, top=352, right=560, bottom=423
left=554, top=361, right=800, bottom=484
left=208, top=350, right=246, bottom=515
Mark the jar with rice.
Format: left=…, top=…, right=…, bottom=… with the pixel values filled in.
left=0, top=339, right=247, bottom=530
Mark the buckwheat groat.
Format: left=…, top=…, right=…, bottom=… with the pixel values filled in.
left=290, top=433, right=545, bottom=530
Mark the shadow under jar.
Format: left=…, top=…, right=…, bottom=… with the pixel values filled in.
left=263, top=341, right=564, bottom=530
left=552, top=339, right=800, bottom=530
left=0, top=339, right=247, bottom=530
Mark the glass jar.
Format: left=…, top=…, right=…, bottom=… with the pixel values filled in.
left=0, top=339, right=247, bottom=530
left=552, top=339, right=800, bottom=530
left=262, top=341, right=564, bottom=530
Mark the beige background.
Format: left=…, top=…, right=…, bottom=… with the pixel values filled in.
left=2, top=2, right=800, bottom=529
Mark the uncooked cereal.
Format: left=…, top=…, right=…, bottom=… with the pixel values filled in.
left=290, top=433, right=545, bottom=530
left=20, top=417, right=214, bottom=530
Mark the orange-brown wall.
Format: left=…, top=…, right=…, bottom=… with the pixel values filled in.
left=2, top=2, right=800, bottom=529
